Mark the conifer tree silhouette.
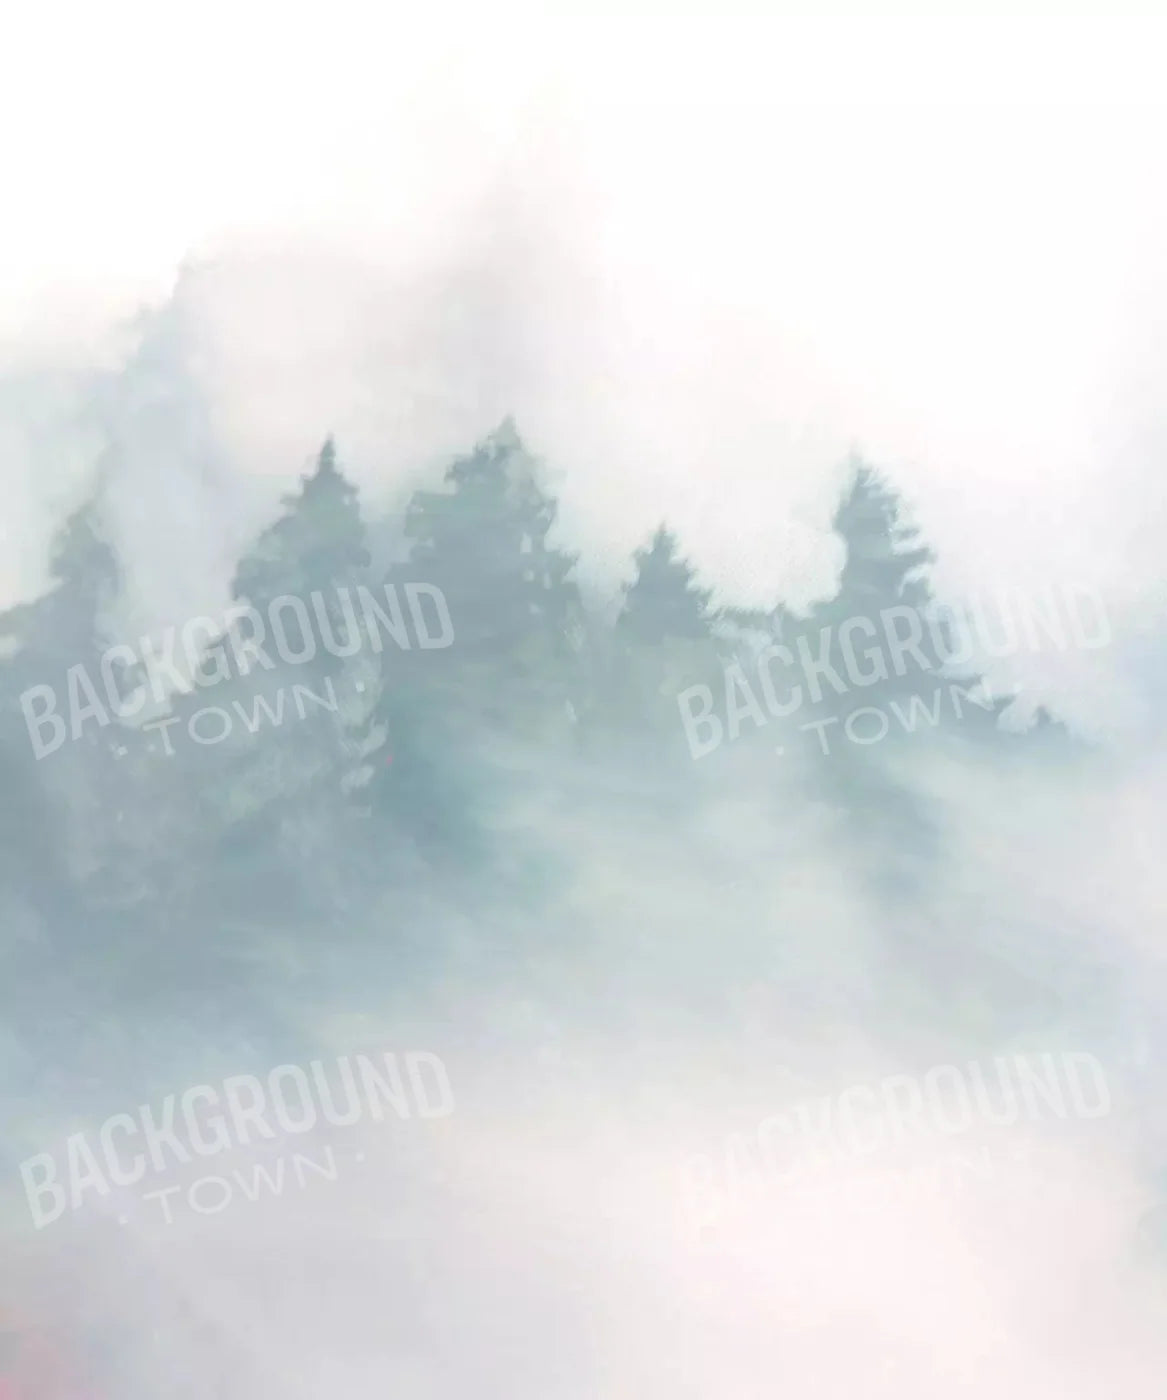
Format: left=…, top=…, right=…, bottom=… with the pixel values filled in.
left=366, top=421, right=584, bottom=859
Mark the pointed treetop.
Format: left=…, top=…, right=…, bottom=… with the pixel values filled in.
left=829, top=458, right=934, bottom=607
left=316, top=437, right=339, bottom=477
left=441, top=420, right=553, bottom=509
left=617, top=523, right=716, bottom=643
left=490, top=416, right=522, bottom=455
left=296, top=436, right=363, bottom=512
left=48, top=493, right=119, bottom=594
left=647, top=524, right=678, bottom=559
left=233, top=436, right=370, bottom=604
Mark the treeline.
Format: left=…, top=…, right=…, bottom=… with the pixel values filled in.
left=0, top=419, right=1068, bottom=1073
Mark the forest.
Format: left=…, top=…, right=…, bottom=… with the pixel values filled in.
left=0, top=420, right=1088, bottom=1145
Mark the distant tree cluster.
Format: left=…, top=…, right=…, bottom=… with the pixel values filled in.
left=0, top=420, right=1064, bottom=1077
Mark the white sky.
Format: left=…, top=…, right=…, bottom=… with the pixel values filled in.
left=1, top=7, right=1165, bottom=736
left=1, top=7, right=1163, bottom=349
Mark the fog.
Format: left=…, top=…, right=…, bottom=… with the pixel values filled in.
left=1, top=10, right=1166, bottom=1399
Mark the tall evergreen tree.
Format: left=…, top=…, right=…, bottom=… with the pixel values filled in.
left=788, top=462, right=1059, bottom=1009
left=798, top=460, right=1012, bottom=745
left=235, top=437, right=378, bottom=763
left=0, top=494, right=183, bottom=1062
left=829, top=461, right=933, bottom=611
left=616, top=525, right=717, bottom=646
left=233, top=437, right=381, bottom=773
left=0, top=496, right=138, bottom=899
left=186, top=440, right=381, bottom=920
left=396, top=418, right=581, bottom=692
left=365, top=421, right=584, bottom=859
left=234, top=438, right=371, bottom=614
left=593, top=524, right=730, bottom=757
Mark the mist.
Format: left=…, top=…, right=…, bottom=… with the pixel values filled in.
left=1, top=10, right=1166, bottom=1399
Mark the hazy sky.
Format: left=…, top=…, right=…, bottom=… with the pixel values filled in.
left=2, top=8, right=1166, bottom=738
left=5, top=16, right=1167, bottom=1393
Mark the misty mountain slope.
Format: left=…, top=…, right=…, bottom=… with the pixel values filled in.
left=0, top=173, right=1164, bottom=1394
left=0, top=410, right=1138, bottom=1094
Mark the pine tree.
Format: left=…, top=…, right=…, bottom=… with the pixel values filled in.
left=398, top=418, right=581, bottom=684
left=596, top=524, right=729, bottom=753
left=784, top=460, right=1051, bottom=909
left=181, top=440, right=382, bottom=920
left=233, top=437, right=380, bottom=770
left=234, top=438, right=371, bottom=614
left=616, top=526, right=717, bottom=646
left=379, top=420, right=582, bottom=737
left=0, top=498, right=123, bottom=687
left=0, top=494, right=185, bottom=1060
left=364, top=420, right=584, bottom=863
left=829, top=462, right=933, bottom=611
left=0, top=496, right=139, bottom=898
left=231, top=437, right=380, bottom=785
left=800, top=459, right=1011, bottom=739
